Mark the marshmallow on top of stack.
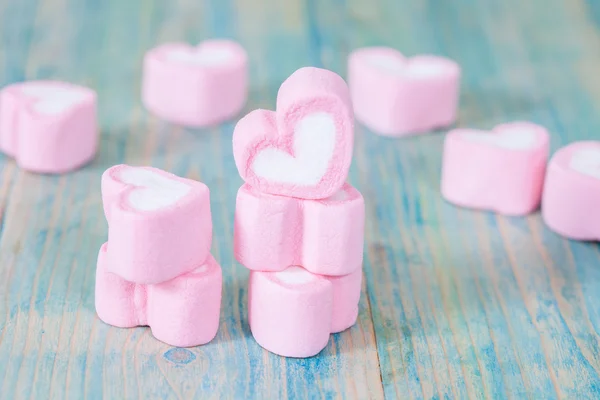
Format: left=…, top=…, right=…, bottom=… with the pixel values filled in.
left=233, top=67, right=365, bottom=358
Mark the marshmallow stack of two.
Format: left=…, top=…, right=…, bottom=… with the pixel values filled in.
left=95, top=164, right=222, bottom=347
left=232, top=67, right=366, bottom=358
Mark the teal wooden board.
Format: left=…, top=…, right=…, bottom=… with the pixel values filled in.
left=1, top=0, right=600, bottom=398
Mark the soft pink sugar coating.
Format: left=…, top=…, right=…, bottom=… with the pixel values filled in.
left=101, top=164, right=212, bottom=284
left=234, top=182, right=364, bottom=276
left=0, top=80, right=97, bottom=173
left=248, top=266, right=362, bottom=358
left=441, top=122, right=550, bottom=216
left=142, top=39, right=248, bottom=127
left=348, top=47, right=460, bottom=136
left=542, top=141, right=600, bottom=240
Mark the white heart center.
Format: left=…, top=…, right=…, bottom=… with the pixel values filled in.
left=276, top=266, right=316, bottom=285
left=166, top=47, right=234, bottom=66
left=118, top=168, right=191, bottom=211
left=251, top=112, right=336, bottom=186
left=367, top=53, right=405, bottom=74
left=21, top=85, right=87, bottom=115
left=407, top=60, right=451, bottom=78
left=569, top=148, right=600, bottom=179
left=462, top=129, right=537, bottom=150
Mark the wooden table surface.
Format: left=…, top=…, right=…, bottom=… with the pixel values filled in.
left=2, top=0, right=600, bottom=398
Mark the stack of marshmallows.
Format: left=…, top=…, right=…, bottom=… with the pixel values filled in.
left=95, top=164, right=222, bottom=347
left=232, top=67, right=366, bottom=358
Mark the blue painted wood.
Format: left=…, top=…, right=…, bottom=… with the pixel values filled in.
left=1, top=0, right=600, bottom=398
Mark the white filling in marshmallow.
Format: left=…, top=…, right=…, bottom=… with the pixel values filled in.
left=366, top=53, right=405, bottom=75
left=462, top=129, right=537, bottom=150
left=21, top=85, right=87, bottom=115
left=276, top=266, right=316, bottom=285
left=118, top=168, right=191, bottom=211
left=570, top=148, right=600, bottom=179
left=167, top=47, right=234, bottom=66
left=252, top=112, right=336, bottom=186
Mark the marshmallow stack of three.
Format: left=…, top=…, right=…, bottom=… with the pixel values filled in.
left=232, top=67, right=365, bottom=358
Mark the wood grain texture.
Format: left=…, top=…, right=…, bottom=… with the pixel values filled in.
left=1, top=0, right=600, bottom=398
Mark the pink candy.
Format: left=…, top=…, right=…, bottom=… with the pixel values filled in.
left=542, top=141, right=600, bottom=240
left=248, top=266, right=362, bottom=358
left=233, top=67, right=354, bottom=199
left=96, top=244, right=222, bottom=347
left=101, top=164, right=212, bottom=284
left=95, top=165, right=221, bottom=347
left=0, top=81, right=97, bottom=173
left=441, top=122, right=550, bottom=215
left=235, top=183, right=364, bottom=276
left=142, top=40, right=248, bottom=127
left=348, top=47, right=460, bottom=136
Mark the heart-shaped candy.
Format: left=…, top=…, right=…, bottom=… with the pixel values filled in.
left=441, top=122, right=550, bottom=215
left=234, top=182, right=364, bottom=276
left=101, top=164, right=212, bottom=284
left=95, top=243, right=222, bottom=347
left=248, top=265, right=362, bottom=357
left=348, top=47, right=460, bottom=136
left=233, top=67, right=354, bottom=199
left=142, top=40, right=248, bottom=127
left=542, top=141, right=600, bottom=240
left=0, top=80, right=97, bottom=173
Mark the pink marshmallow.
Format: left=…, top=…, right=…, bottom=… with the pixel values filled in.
left=542, top=141, right=600, bottom=240
left=232, top=67, right=354, bottom=199
left=95, top=243, right=222, bottom=347
left=141, top=40, right=248, bottom=127
left=101, top=164, right=212, bottom=284
left=248, top=265, right=362, bottom=358
left=0, top=81, right=97, bottom=173
left=348, top=47, right=460, bottom=136
left=441, top=122, right=550, bottom=215
left=234, top=183, right=364, bottom=276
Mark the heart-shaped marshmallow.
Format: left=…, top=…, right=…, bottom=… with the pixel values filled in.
left=441, top=122, right=550, bottom=215
left=142, top=39, right=248, bottom=127
left=0, top=80, right=97, bottom=173
left=96, top=243, right=222, bottom=347
left=248, top=266, right=362, bottom=358
left=348, top=46, right=460, bottom=136
left=234, top=182, right=364, bottom=276
left=233, top=67, right=354, bottom=199
left=101, top=164, right=212, bottom=284
left=542, top=141, right=600, bottom=240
